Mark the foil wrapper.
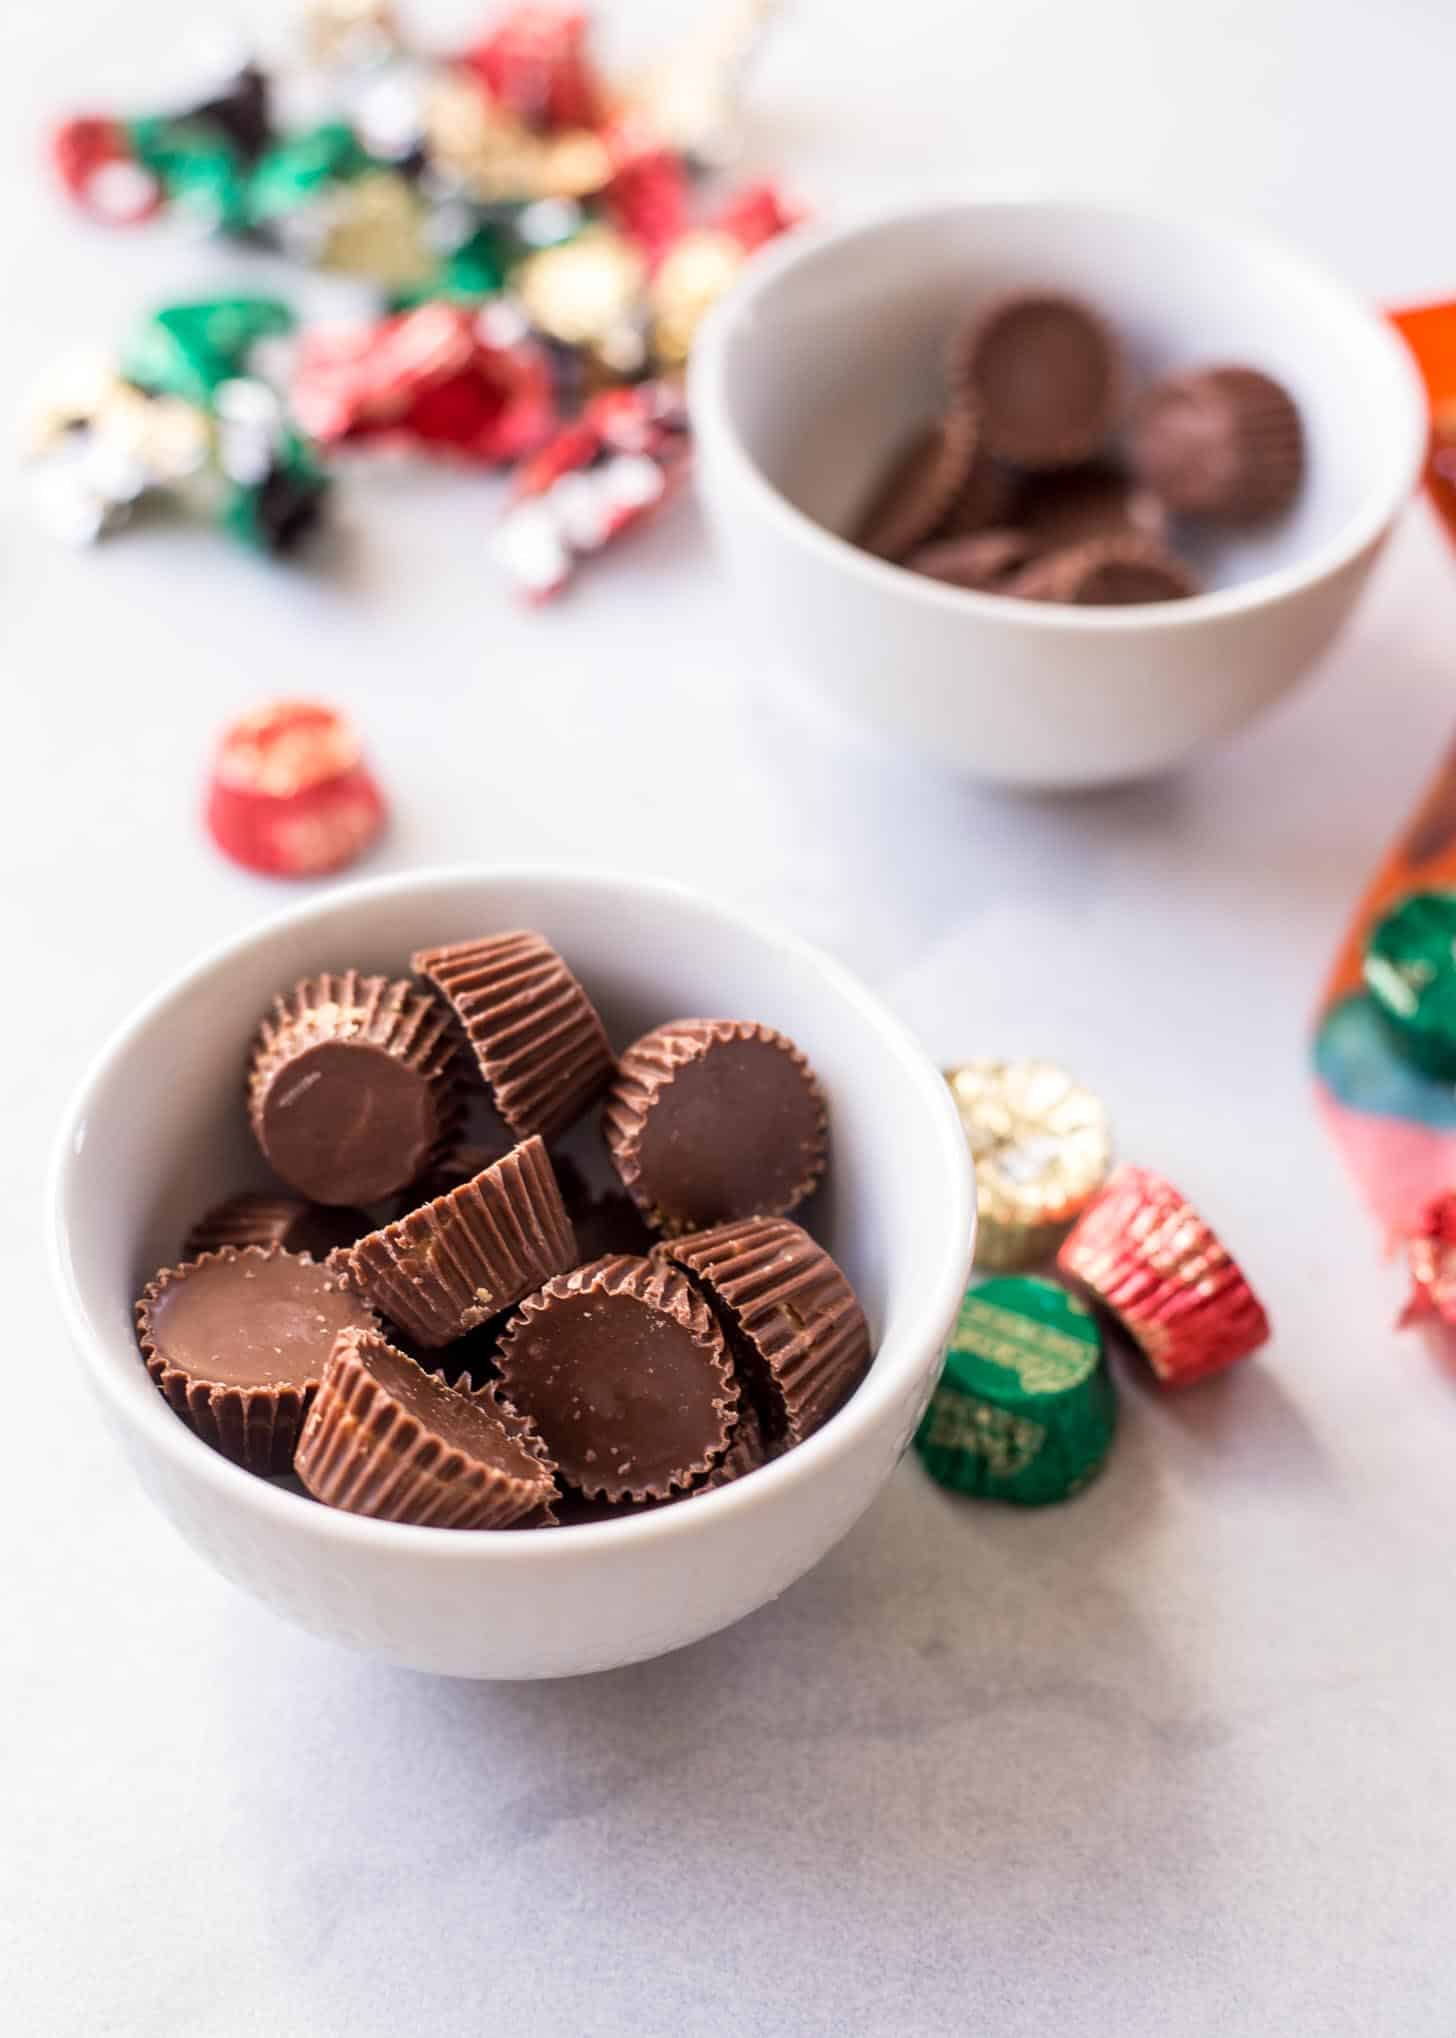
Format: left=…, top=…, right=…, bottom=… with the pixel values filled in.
left=946, top=1059, right=1113, bottom=1270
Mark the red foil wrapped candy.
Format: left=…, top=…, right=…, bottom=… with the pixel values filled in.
left=51, top=116, right=161, bottom=225
left=496, top=379, right=690, bottom=600
left=1399, top=1191, right=1456, bottom=1329
left=291, top=302, right=554, bottom=463
left=1056, top=1164, right=1271, bottom=1387
left=206, top=700, right=387, bottom=878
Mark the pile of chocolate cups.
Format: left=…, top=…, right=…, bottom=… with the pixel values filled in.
left=134, top=930, right=872, bottom=1529
left=852, top=291, right=1305, bottom=603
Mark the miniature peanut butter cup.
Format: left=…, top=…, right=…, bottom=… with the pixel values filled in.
left=952, top=293, right=1120, bottom=469
left=852, top=407, right=979, bottom=562
left=695, top=1397, right=770, bottom=1491
left=248, top=970, right=460, bottom=1205
left=1009, top=535, right=1198, bottom=605
left=411, top=929, right=614, bottom=1143
left=604, top=1017, right=828, bottom=1236
left=295, top=1328, right=558, bottom=1528
left=183, top=1191, right=371, bottom=1263
left=135, top=1245, right=379, bottom=1473
left=1014, top=462, right=1168, bottom=550
left=495, top=1255, right=739, bottom=1501
left=331, top=1135, right=577, bottom=1347
left=662, top=1216, right=871, bottom=1446
left=907, top=528, right=1042, bottom=592
left=1130, top=365, right=1304, bottom=522
left=935, top=448, right=1018, bottom=538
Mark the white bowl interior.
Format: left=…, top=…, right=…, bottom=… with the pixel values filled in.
left=716, top=199, right=1418, bottom=596
left=54, top=869, right=970, bottom=1550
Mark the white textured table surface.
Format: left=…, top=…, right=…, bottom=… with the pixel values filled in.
left=7, top=3, right=1456, bottom=2031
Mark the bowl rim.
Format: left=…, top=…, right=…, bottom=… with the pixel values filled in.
left=687, top=189, right=1430, bottom=631
left=47, top=863, right=976, bottom=1566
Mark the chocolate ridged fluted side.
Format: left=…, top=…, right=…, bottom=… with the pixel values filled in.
left=411, top=930, right=613, bottom=1142
left=331, top=1136, right=577, bottom=1347
left=247, top=970, right=463, bottom=1204
left=135, top=1245, right=380, bottom=1475
left=182, top=1191, right=370, bottom=1263
left=604, top=1018, right=828, bottom=1237
left=663, top=1216, right=871, bottom=1445
left=295, top=1329, right=557, bottom=1529
left=495, top=1254, right=739, bottom=1501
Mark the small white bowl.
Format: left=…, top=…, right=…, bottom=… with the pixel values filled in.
left=48, top=868, right=973, bottom=1680
left=689, top=195, right=1427, bottom=788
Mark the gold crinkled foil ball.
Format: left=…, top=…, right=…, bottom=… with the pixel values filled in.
left=945, top=1059, right=1113, bottom=1271
left=517, top=225, right=647, bottom=352
left=650, top=228, right=745, bottom=365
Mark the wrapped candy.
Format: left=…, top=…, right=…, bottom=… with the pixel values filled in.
left=495, top=379, right=690, bottom=599
left=24, top=299, right=330, bottom=557
left=205, top=700, right=387, bottom=877
left=43, top=4, right=803, bottom=591
left=292, top=300, right=555, bottom=461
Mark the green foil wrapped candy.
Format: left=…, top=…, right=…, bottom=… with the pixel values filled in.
left=122, top=297, right=294, bottom=407
left=915, top=1276, right=1115, bottom=1506
left=126, top=118, right=248, bottom=232
left=244, top=123, right=371, bottom=226
left=1364, top=890, right=1456, bottom=1078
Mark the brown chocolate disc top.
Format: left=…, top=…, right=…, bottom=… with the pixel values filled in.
left=183, top=1191, right=371, bottom=1264
left=954, top=293, right=1120, bottom=469
left=295, top=1328, right=558, bottom=1529
left=496, top=1255, right=738, bottom=1501
left=332, top=1135, right=577, bottom=1347
left=135, top=1245, right=378, bottom=1473
left=852, top=409, right=979, bottom=562
left=411, top=929, right=614, bottom=1143
left=663, top=1216, right=872, bottom=1446
left=604, top=1018, right=828, bottom=1236
left=1014, top=462, right=1168, bottom=550
left=248, top=971, right=460, bottom=1205
left=1010, top=535, right=1198, bottom=605
left=1130, top=364, right=1304, bottom=522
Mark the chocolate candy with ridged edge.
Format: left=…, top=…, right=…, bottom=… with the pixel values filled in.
left=915, top=1276, right=1115, bottom=1505
left=1364, top=890, right=1456, bottom=1079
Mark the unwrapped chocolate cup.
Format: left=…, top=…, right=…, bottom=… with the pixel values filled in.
left=495, top=1254, right=739, bottom=1501
left=296, top=1328, right=558, bottom=1528
left=1130, top=364, right=1304, bottom=523
left=1009, top=535, right=1197, bottom=605
left=248, top=970, right=461, bottom=1205
left=605, top=1017, right=828, bottom=1236
left=183, top=1191, right=371, bottom=1263
left=907, top=529, right=1042, bottom=592
left=661, top=1215, right=871, bottom=1445
left=411, top=929, right=614, bottom=1143
left=934, top=448, right=1018, bottom=539
left=852, top=408, right=979, bottom=562
left=951, top=293, right=1120, bottom=469
left=332, top=1135, right=577, bottom=1348
left=135, top=1245, right=380, bottom=1474
left=1014, top=463, right=1168, bottom=550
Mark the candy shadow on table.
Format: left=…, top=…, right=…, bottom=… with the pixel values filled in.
left=1107, top=1330, right=1330, bottom=1494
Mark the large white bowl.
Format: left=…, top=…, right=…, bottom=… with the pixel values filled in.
left=48, top=868, right=974, bottom=1680
left=689, top=195, right=1427, bottom=788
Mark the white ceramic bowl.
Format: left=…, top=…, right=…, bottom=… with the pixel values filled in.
left=48, top=868, right=974, bottom=1680
left=689, top=195, right=1427, bottom=788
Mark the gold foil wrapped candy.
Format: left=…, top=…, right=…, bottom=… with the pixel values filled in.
left=424, top=73, right=611, bottom=204
left=650, top=227, right=745, bottom=365
left=946, top=1058, right=1112, bottom=1270
left=517, top=225, right=647, bottom=368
